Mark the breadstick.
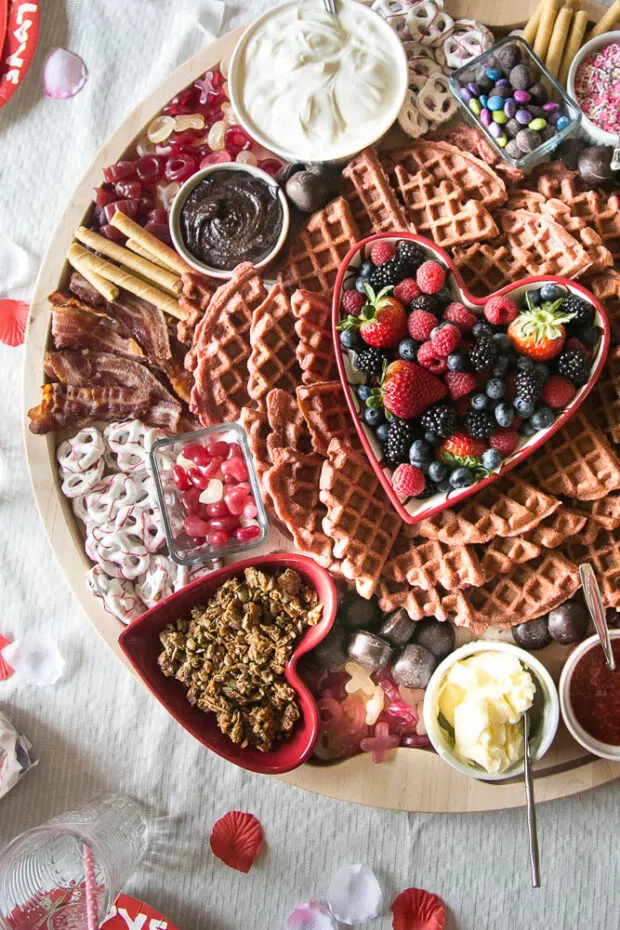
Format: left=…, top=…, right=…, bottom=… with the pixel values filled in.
left=591, top=0, right=620, bottom=37
left=125, top=238, right=174, bottom=270
left=524, top=0, right=545, bottom=45
left=66, top=247, right=119, bottom=303
left=546, top=5, right=574, bottom=77
left=533, top=0, right=562, bottom=60
left=75, top=226, right=182, bottom=296
left=558, top=9, right=589, bottom=83
left=110, top=211, right=191, bottom=276
left=67, top=244, right=186, bottom=320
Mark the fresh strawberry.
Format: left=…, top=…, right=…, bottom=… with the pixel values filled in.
left=565, top=336, right=593, bottom=359
left=392, top=463, right=425, bottom=497
left=380, top=360, right=447, bottom=419
left=342, top=290, right=366, bottom=316
left=394, top=278, right=421, bottom=305
left=507, top=303, right=573, bottom=361
left=370, top=241, right=395, bottom=266
left=444, top=370, right=477, bottom=400
left=417, top=341, right=448, bottom=374
left=443, top=302, right=477, bottom=332
left=489, top=427, right=519, bottom=455
left=416, top=260, right=445, bottom=295
left=439, top=432, right=487, bottom=461
left=431, top=323, right=461, bottom=357
left=484, top=294, right=519, bottom=326
left=542, top=374, right=576, bottom=409
left=339, top=284, right=407, bottom=348
left=408, top=309, right=436, bottom=341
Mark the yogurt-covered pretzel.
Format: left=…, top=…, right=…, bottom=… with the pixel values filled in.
left=398, top=89, right=430, bottom=138
left=437, top=19, right=494, bottom=70
left=60, top=460, right=104, bottom=499
left=371, top=0, right=416, bottom=36
left=135, top=555, right=175, bottom=609
left=103, top=421, right=165, bottom=475
left=417, top=73, right=457, bottom=122
left=406, top=2, right=454, bottom=47
left=84, top=474, right=143, bottom=526
left=86, top=566, right=145, bottom=624
left=57, top=427, right=105, bottom=475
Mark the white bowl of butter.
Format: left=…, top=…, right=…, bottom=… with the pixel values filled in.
left=423, top=641, right=559, bottom=782
left=228, top=0, right=409, bottom=164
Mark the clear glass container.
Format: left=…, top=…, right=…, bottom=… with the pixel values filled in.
left=449, top=36, right=581, bottom=171
left=150, top=421, right=268, bottom=566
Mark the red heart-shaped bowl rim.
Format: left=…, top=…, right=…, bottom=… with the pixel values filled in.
left=333, top=232, right=610, bottom=525
left=118, top=553, right=338, bottom=774
left=0, top=1, right=40, bottom=111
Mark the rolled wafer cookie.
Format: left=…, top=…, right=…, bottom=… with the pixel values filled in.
left=524, top=0, right=544, bottom=45
left=75, top=226, right=182, bottom=295
left=66, top=248, right=119, bottom=302
left=545, top=5, right=574, bottom=78
left=590, top=0, right=620, bottom=38
left=558, top=8, right=588, bottom=84
left=533, top=0, right=562, bottom=60
left=110, top=211, right=192, bottom=276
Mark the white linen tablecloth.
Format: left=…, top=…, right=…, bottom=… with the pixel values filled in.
left=1, top=2, right=619, bottom=927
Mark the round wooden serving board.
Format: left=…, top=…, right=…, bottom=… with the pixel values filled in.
left=22, top=5, right=620, bottom=813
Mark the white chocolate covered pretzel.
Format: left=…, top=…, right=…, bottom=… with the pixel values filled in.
left=437, top=19, right=494, bottom=70
left=398, top=89, right=430, bottom=138
left=417, top=73, right=457, bottom=122
left=406, top=2, right=454, bottom=47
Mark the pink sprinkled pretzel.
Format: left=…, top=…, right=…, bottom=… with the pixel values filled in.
left=86, top=566, right=145, bottom=624
left=437, top=19, right=494, bottom=70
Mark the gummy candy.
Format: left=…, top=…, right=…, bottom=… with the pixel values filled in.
left=360, top=722, right=399, bottom=764
left=344, top=661, right=376, bottom=697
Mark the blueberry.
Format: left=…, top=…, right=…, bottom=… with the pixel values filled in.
left=428, top=460, right=448, bottom=482
left=534, top=362, right=549, bottom=382
left=495, top=401, right=515, bottom=427
left=447, top=352, right=466, bottom=371
left=516, top=355, right=535, bottom=371
left=473, top=321, right=493, bottom=338
left=540, top=283, right=566, bottom=302
left=482, top=448, right=503, bottom=470
left=493, top=356, right=511, bottom=377
left=411, top=459, right=431, bottom=475
left=376, top=422, right=390, bottom=442
left=399, top=338, right=418, bottom=361
left=359, top=260, right=374, bottom=279
left=410, top=439, right=433, bottom=462
left=486, top=378, right=505, bottom=400
left=520, top=419, right=539, bottom=436
left=471, top=392, right=491, bottom=411
left=493, top=332, right=512, bottom=351
left=528, top=288, right=543, bottom=306
left=530, top=405, right=555, bottom=430
left=514, top=396, right=535, bottom=417
left=425, top=430, right=440, bottom=446
left=579, top=325, right=600, bottom=348
left=449, top=466, right=475, bottom=489
left=355, top=277, right=368, bottom=293
left=340, top=330, right=362, bottom=351
left=357, top=384, right=371, bottom=403
left=364, top=407, right=385, bottom=427
left=435, top=478, right=452, bottom=493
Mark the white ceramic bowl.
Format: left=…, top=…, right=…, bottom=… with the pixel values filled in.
left=423, top=640, right=560, bottom=782
left=559, top=630, right=620, bottom=761
left=567, top=31, right=620, bottom=146
left=227, top=0, right=409, bottom=164
left=169, top=163, right=290, bottom=279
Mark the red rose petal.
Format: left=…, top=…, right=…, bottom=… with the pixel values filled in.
left=391, top=888, right=446, bottom=930
left=210, top=811, right=263, bottom=873
left=0, top=633, right=14, bottom=680
left=0, top=300, right=29, bottom=346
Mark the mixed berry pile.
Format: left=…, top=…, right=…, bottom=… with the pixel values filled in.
left=338, top=239, right=600, bottom=501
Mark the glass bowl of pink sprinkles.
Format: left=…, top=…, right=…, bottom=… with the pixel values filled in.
left=568, top=31, right=620, bottom=145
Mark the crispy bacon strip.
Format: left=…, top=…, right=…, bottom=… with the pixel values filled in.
left=51, top=304, right=145, bottom=359
left=28, top=384, right=150, bottom=434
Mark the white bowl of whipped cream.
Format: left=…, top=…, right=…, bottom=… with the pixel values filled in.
left=228, top=0, right=409, bottom=164
left=423, top=641, right=559, bottom=782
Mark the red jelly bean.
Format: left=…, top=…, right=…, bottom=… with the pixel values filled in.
left=224, top=487, right=250, bottom=515
left=221, top=457, right=249, bottom=482
left=172, top=465, right=189, bottom=491
left=184, top=514, right=210, bottom=536
left=207, top=530, right=229, bottom=546
left=227, top=442, right=244, bottom=459
left=235, top=524, right=262, bottom=542
left=207, top=516, right=240, bottom=533
left=198, top=457, right=222, bottom=478
left=183, top=443, right=210, bottom=466
left=243, top=501, right=258, bottom=520
left=205, top=501, right=229, bottom=518
left=207, top=441, right=229, bottom=458
left=181, top=487, right=201, bottom=513
left=135, top=155, right=163, bottom=184
left=188, top=467, right=210, bottom=490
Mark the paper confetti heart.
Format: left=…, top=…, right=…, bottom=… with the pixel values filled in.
left=0, top=300, right=29, bottom=346
left=210, top=811, right=263, bottom=873
left=391, top=888, right=446, bottom=930
left=0, top=633, right=14, bottom=681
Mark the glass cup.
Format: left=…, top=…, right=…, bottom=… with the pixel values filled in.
left=0, top=795, right=150, bottom=930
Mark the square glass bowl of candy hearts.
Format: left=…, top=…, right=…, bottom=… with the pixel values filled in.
left=150, top=422, right=268, bottom=564
left=333, top=232, right=608, bottom=525
left=449, top=36, right=581, bottom=169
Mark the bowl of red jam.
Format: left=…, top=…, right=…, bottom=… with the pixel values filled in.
left=150, top=422, right=269, bottom=565
left=559, top=630, right=620, bottom=761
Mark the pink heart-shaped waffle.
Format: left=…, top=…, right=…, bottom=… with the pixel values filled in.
left=333, top=232, right=609, bottom=525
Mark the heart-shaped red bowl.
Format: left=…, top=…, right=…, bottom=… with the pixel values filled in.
left=333, top=232, right=609, bottom=525
left=118, top=553, right=338, bottom=774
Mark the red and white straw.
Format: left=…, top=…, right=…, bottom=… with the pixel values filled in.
left=83, top=844, right=99, bottom=930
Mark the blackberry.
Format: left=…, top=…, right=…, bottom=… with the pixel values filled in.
left=396, top=240, right=426, bottom=268
left=563, top=293, right=594, bottom=331
left=420, top=404, right=457, bottom=438
left=368, top=251, right=415, bottom=290
left=356, top=346, right=388, bottom=377
left=463, top=410, right=494, bottom=438
left=556, top=348, right=590, bottom=386
left=468, top=335, right=498, bottom=371
left=383, top=419, right=417, bottom=468
left=515, top=368, right=542, bottom=404
left=409, top=293, right=442, bottom=316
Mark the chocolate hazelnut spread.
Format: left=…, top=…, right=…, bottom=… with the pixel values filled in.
left=179, top=169, right=283, bottom=270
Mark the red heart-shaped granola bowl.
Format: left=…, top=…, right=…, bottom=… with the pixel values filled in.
left=333, top=233, right=609, bottom=525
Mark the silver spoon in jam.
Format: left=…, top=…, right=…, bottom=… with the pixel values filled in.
left=579, top=563, right=616, bottom=671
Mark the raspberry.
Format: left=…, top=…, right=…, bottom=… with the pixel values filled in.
left=484, top=294, right=519, bottom=326
left=431, top=323, right=461, bottom=357
left=417, top=341, right=448, bottom=374
left=370, top=241, right=396, bottom=266
left=443, top=302, right=477, bottom=332
left=392, top=463, right=426, bottom=497
left=444, top=370, right=477, bottom=400
left=489, top=427, right=519, bottom=455
left=342, top=290, right=366, bottom=316
left=565, top=336, right=593, bottom=359
left=393, top=278, right=421, bottom=304
left=408, top=309, right=437, bottom=341
left=416, top=260, right=446, bottom=295
left=541, top=374, right=577, bottom=409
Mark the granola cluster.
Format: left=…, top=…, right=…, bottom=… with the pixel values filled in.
left=158, top=567, right=322, bottom=751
